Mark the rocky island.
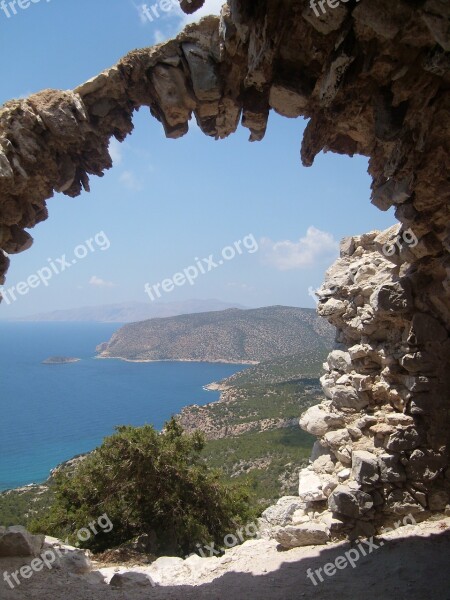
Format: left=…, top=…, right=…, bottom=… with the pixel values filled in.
left=42, top=356, right=81, bottom=365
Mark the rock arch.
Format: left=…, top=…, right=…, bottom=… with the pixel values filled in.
left=0, top=0, right=449, bottom=533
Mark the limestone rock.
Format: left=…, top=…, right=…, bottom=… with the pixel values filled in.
left=60, top=550, right=92, bottom=574
left=110, top=572, right=155, bottom=587
left=298, top=469, right=327, bottom=502
left=428, top=491, right=449, bottom=511
left=300, top=404, right=345, bottom=436
left=405, top=449, right=447, bottom=482
left=328, top=486, right=374, bottom=518
left=273, top=522, right=329, bottom=549
left=323, top=428, right=351, bottom=449
left=352, top=450, right=379, bottom=485
left=384, top=427, right=422, bottom=452
left=327, top=350, right=352, bottom=373
left=378, top=454, right=407, bottom=483
left=260, top=496, right=304, bottom=527
left=0, top=526, right=44, bottom=557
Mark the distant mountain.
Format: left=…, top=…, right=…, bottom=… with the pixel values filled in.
left=96, top=306, right=334, bottom=363
left=11, top=299, right=247, bottom=323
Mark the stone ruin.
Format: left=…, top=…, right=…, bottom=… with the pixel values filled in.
left=0, top=0, right=449, bottom=539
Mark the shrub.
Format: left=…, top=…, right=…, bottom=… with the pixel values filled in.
left=29, top=418, right=255, bottom=556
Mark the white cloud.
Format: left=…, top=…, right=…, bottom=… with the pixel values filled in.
left=119, top=170, right=144, bottom=191
left=89, top=276, right=116, bottom=288
left=261, top=227, right=339, bottom=271
left=109, top=139, right=123, bottom=165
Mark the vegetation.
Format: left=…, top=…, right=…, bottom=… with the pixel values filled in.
left=202, top=427, right=314, bottom=507
left=0, top=485, right=53, bottom=528
left=28, top=418, right=256, bottom=556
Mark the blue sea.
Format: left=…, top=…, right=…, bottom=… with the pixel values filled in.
left=0, top=322, right=247, bottom=491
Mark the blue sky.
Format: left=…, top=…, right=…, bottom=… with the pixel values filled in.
left=0, top=0, right=395, bottom=317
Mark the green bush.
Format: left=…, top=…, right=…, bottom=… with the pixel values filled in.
left=29, top=418, right=255, bottom=556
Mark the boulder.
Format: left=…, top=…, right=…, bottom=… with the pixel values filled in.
left=323, top=428, right=351, bottom=449
left=310, top=440, right=330, bottom=462
left=428, top=491, right=449, bottom=511
left=0, top=526, right=44, bottom=557
left=384, top=490, right=426, bottom=515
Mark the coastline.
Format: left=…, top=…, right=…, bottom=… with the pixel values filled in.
left=95, top=355, right=259, bottom=365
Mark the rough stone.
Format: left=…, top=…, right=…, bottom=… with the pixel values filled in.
left=110, top=572, right=155, bottom=588
left=405, top=450, right=447, bottom=482
left=300, top=404, right=345, bottom=437
left=384, top=427, right=422, bottom=452
left=260, top=496, right=304, bottom=527
left=352, top=450, right=380, bottom=485
left=328, top=486, right=374, bottom=518
left=0, top=526, right=44, bottom=557
left=428, top=491, right=449, bottom=511
left=273, top=522, right=329, bottom=549
left=298, top=469, right=327, bottom=503
left=378, top=454, right=407, bottom=483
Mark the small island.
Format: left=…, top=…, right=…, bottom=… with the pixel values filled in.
left=42, top=356, right=81, bottom=365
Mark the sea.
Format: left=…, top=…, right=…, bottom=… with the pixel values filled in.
left=0, top=322, right=248, bottom=492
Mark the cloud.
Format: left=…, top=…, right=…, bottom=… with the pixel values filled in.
left=109, top=139, right=123, bottom=165
left=119, top=170, right=144, bottom=191
left=89, top=276, right=116, bottom=288
left=261, top=227, right=339, bottom=271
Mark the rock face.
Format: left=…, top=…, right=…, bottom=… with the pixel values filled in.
left=0, top=0, right=449, bottom=531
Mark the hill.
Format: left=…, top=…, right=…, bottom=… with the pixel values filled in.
left=96, top=306, right=334, bottom=363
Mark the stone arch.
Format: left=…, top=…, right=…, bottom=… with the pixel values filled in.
left=0, top=0, right=449, bottom=533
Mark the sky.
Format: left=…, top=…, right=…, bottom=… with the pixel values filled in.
left=0, top=0, right=396, bottom=318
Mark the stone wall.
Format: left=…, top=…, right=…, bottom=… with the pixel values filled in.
left=0, top=0, right=449, bottom=531
left=299, top=226, right=450, bottom=536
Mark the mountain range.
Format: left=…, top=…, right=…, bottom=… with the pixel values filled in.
left=8, top=299, right=247, bottom=323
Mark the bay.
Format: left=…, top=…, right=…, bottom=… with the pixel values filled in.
left=0, top=322, right=247, bottom=491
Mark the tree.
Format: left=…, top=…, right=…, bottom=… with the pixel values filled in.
left=30, top=418, right=255, bottom=556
